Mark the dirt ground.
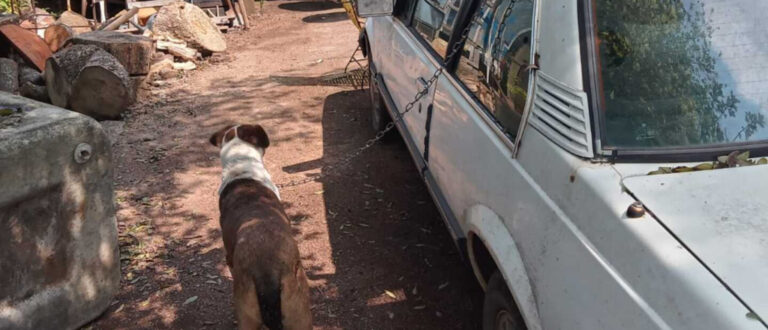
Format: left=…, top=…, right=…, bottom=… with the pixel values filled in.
left=88, top=1, right=483, bottom=329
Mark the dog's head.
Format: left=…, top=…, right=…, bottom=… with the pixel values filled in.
left=209, top=124, right=270, bottom=151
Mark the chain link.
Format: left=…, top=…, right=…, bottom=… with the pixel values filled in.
left=277, top=4, right=486, bottom=189
left=492, top=1, right=516, bottom=60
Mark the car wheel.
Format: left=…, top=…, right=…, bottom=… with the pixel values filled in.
left=368, top=63, right=391, bottom=132
left=483, top=271, right=527, bottom=330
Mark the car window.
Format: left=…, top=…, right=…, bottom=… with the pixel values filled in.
left=454, top=0, right=534, bottom=138
left=411, top=0, right=466, bottom=58
left=394, top=0, right=417, bottom=23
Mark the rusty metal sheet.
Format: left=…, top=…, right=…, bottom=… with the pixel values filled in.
left=0, top=24, right=52, bottom=71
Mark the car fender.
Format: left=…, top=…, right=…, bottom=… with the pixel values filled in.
left=466, top=204, right=542, bottom=330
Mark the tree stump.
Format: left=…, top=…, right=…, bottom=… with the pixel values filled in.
left=44, top=45, right=132, bottom=120
left=72, top=31, right=153, bottom=75
left=152, top=2, right=226, bottom=53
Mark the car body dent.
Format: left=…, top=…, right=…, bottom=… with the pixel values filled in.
left=465, top=204, right=542, bottom=330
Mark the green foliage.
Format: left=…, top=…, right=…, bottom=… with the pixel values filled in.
left=0, top=0, right=14, bottom=13
left=0, top=0, right=32, bottom=14
left=595, top=0, right=765, bottom=147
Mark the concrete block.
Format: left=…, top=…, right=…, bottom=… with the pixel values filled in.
left=0, top=92, right=119, bottom=330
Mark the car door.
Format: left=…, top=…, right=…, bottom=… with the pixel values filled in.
left=423, top=0, right=535, bottom=240
left=376, top=0, right=468, bottom=164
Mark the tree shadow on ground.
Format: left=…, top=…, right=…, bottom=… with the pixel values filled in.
left=278, top=0, right=342, bottom=12
left=302, top=11, right=349, bottom=24
left=288, top=89, right=484, bottom=329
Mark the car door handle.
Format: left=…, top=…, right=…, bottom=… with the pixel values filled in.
left=417, top=77, right=429, bottom=89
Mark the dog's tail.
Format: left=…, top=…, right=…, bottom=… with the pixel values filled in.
left=255, top=273, right=283, bottom=330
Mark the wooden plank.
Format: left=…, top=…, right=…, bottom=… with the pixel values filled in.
left=0, top=24, right=51, bottom=71
left=126, top=0, right=176, bottom=8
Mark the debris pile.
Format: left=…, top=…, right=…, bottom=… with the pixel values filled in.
left=0, top=0, right=255, bottom=121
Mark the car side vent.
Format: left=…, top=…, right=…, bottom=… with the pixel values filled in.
left=528, top=72, right=593, bottom=158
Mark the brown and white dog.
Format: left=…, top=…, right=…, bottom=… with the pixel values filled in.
left=209, top=124, right=312, bottom=330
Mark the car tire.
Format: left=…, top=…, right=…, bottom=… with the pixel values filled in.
left=483, top=271, right=527, bottom=330
left=368, top=61, right=391, bottom=133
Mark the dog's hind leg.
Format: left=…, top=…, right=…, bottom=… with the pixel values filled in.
left=233, top=269, right=265, bottom=330
left=279, top=263, right=312, bottom=330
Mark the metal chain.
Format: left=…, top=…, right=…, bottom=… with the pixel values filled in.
left=277, top=4, right=486, bottom=189
left=491, top=1, right=516, bottom=60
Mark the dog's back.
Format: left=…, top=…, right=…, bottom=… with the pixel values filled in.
left=220, top=179, right=312, bottom=330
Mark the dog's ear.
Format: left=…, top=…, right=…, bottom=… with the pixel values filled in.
left=239, top=124, right=270, bottom=150
left=209, top=125, right=235, bottom=147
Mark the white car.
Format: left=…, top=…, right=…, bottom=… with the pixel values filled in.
left=359, top=0, right=768, bottom=329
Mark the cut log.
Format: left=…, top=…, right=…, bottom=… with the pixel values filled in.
left=152, top=2, right=226, bottom=53
left=56, top=11, right=93, bottom=35
left=166, top=44, right=197, bottom=61
left=172, top=61, right=196, bottom=71
left=0, top=58, right=19, bottom=93
left=20, top=81, right=49, bottom=102
left=44, top=23, right=74, bottom=52
left=44, top=45, right=132, bottom=119
left=156, top=38, right=186, bottom=50
left=71, top=31, right=153, bottom=75
left=45, top=45, right=101, bottom=108
left=69, top=50, right=132, bottom=120
left=18, top=8, right=55, bottom=31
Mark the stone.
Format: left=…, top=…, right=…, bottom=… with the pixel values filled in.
left=0, top=93, right=118, bottom=330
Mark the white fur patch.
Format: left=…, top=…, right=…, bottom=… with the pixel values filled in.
left=218, top=137, right=280, bottom=200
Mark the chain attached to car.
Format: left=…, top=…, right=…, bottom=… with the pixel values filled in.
left=276, top=5, right=485, bottom=189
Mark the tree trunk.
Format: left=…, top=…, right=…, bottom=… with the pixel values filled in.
left=44, top=44, right=132, bottom=119
left=44, top=23, right=74, bottom=52
left=152, top=2, right=226, bottom=53
left=0, top=58, right=19, bottom=93
left=71, top=31, right=153, bottom=75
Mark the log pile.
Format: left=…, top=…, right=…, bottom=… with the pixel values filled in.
left=0, top=0, right=241, bottom=121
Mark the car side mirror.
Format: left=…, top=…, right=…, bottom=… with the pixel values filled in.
left=356, top=0, right=393, bottom=17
